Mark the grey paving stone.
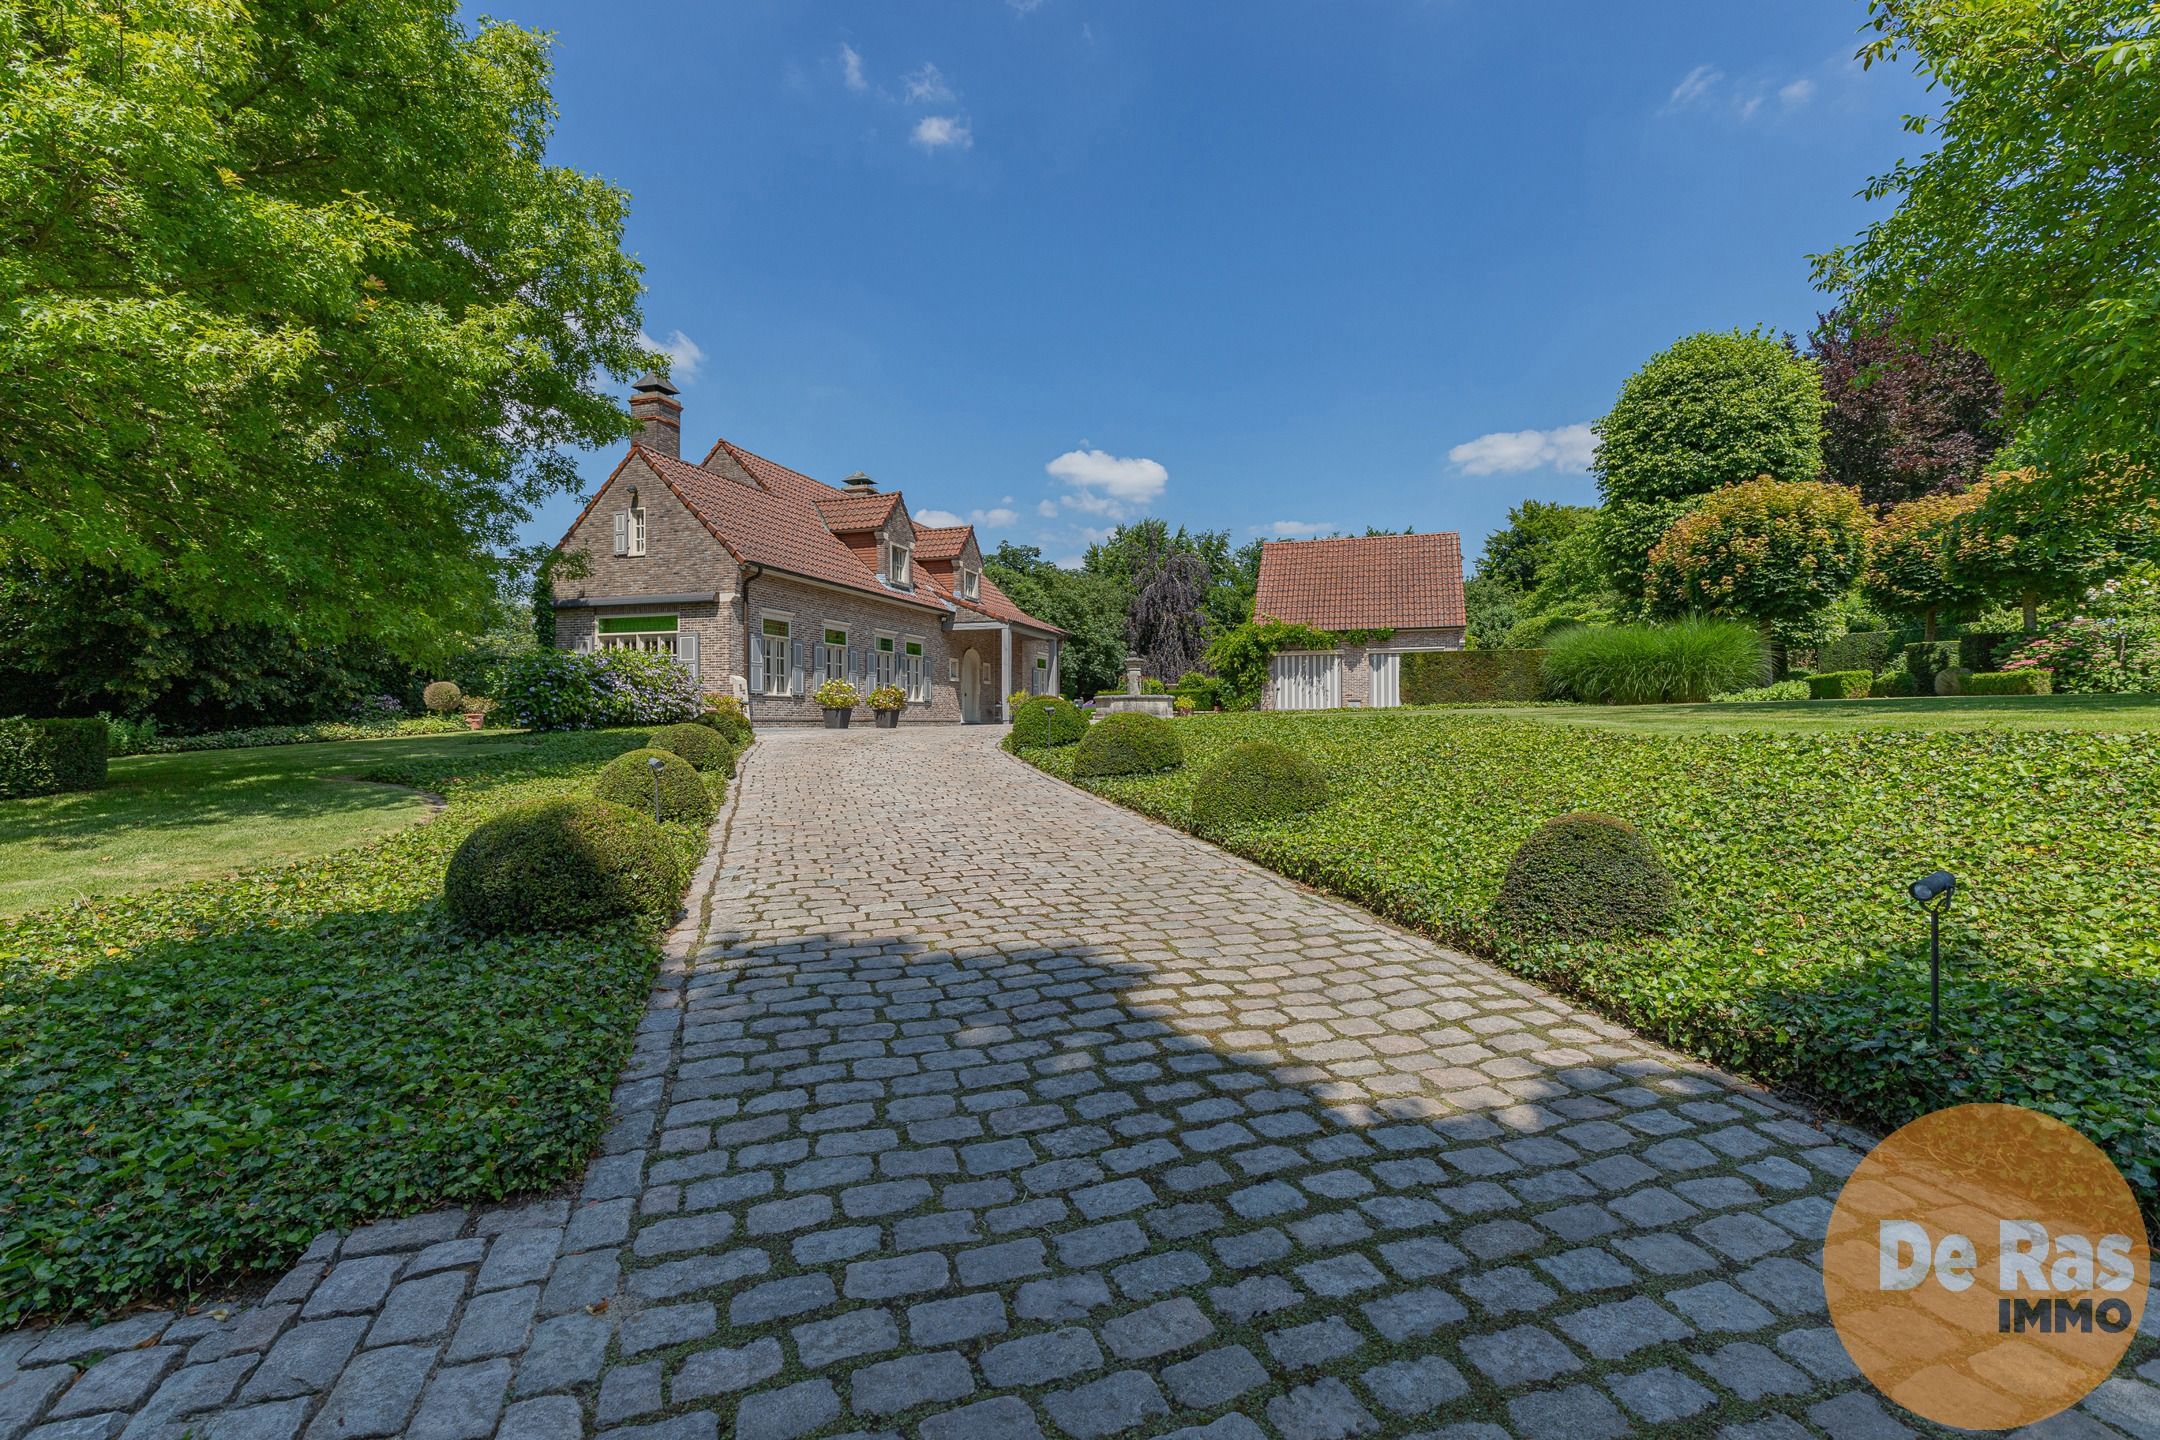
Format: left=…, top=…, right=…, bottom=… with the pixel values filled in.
left=1295, top=1253, right=1387, bottom=1298
left=27, top=1314, right=173, bottom=1367
left=1361, top=1287, right=1467, bottom=1342
left=845, top=1252, right=949, bottom=1301
left=1714, top=1417, right=1815, bottom=1440
left=1015, top=1275, right=1112, bottom=1321
left=1208, top=1274, right=1300, bottom=1324
left=367, top=1270, right=469, bottom=1347
left=300, top=1257, right=404, bottom=1319
left=849, top=1351, right=975, bottom=1415
left=1359, top=1355, right=1467, bottom=1415
left=341, top=1210, right=466, bottom=1258
left=197, top=1399, right=312, bottom=1440
left=1111, top=1250, right=1210, bottom=1299
left=909, top=1294, right=1008, bottom=1347
left=600, top=1415, right=717, bottom=1440
left=1043, top=1371, right=1168, bottom=1440
left=628, top=1248, right=769, bottom=1302
left=795, top=1309, right=900, bottom=1369
left=748, top=1194, right=834, bottom=1236
left=620, top=1302, right=715, bottom=1356
left=239, top=1317, right=369, bottom=1401
left=444, top=1284, right=538, bottom=1362
left=1554, top=1295, right=1692, bottom=1358
left=733, top=1378, right=840, bottom=1440
left=732, top=1274, right=838, bottom=1326
left=562, top=1197, right=634, bottom=1253
left=1607, top=1365, right=1718, bottom=1423
left=1692, top=1341, right=1813, bottom=1401
left=1101, top=1298, right=1212, bottom=1360
left=1694, top=1212, right=1797, bottom=1264
left=1775, top=1325, right=1862, bottom=1382
left=1507, top=1383, right=1631, bottom=1440
left=671, top=1338, right=782, bottom=1401
left=2081, top=1378, right=2160, bottom=1437
left=1536, top=1246, right=1637, bottom=1291
left=1458, top=1265, right=1556, bottom=1315
left=509, top=1313, right=610, bottom=1397
left=633, top=1212, right=734, bottom=1259
left=1266, top=1316, right=1363, bottom=1370
left=1161, top=1344, right=1270, bottom=1408
left=1457, top=1325, right=1582, bottom=1387
left=595, top=1360, right=663, bottom=1425
left=537, top=1247, right=618, bottom=1316
left=46, top=1348, right=179, bottom=1420
left=1266, top=1377, right=1378, bottom=1440
left=25, top=1414, right=127, bottom=1440
left=959, top=1239, right=1046, bottom=1286
left=405, top=1358, right=511, bottom=1440
left=127, top=1354, right=256, bottom=1428
left=981, top=1328, right=1102, bottom=1388
left=1159, top=1421, right=1266, bottom=1440
left=493, top=1394, right=583, bottom=1440
left=918, top=1396, right=1045, bottom=1440
left=301, top=1341, right=436, bottom=1439
left=1807, top=1391, right=1919, bottom=1439
left=1664, top=1280, right=1778, bottom=1334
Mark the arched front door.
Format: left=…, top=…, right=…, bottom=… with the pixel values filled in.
left=960, top=648, right=981, bottom=723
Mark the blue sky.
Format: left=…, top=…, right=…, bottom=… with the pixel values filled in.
left=500, top=1, right=1928, bottom=570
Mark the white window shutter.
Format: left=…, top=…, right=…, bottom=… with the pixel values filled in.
left=611, top=511, right=628, bottom=556
left=790, top=640, right=805, bottom=695
left=749, top=632, right=765, bottom=685
left=680, top=632, right=700, bottom=680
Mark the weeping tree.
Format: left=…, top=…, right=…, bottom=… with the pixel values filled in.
left=1128, top=538, right=1210, bottom=681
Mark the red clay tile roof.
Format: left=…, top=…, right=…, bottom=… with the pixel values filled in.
left=913, top=525, right=974, bottom=562
left=632, top=440, right=1063, bottom=633
left=1254, top=533, right=1466, bottom=630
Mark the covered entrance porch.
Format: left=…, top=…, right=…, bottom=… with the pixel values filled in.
left=949, top=620, right=1061, bottom=724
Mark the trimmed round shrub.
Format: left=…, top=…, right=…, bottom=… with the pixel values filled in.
left=1492, top=812, right=1677, bottom=942
left=1072, top=712, right=1182, bottom=778
left=1008, top=695, right=1087, bottom=749
left=647, top=722, right=728, bottom=771
left=594, top=747, right=715, bottom=823
left=444, top=798, right=687, bottom=935
left=1190, top=741, right=1331, bottom=836
left=698, top=704, right=753, bottom=748
left=422, top=680, right=464, bottom=714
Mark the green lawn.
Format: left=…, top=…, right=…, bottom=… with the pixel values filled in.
left=0, top=730, right=541, bottom=916
left=1412, top=692, right=2160, bottom=735
left=1018, top=710, right=2160, bottom=1207
left=0, top=729, right=711, bottom=1322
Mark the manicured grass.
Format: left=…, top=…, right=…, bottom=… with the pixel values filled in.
left=1017, top=711, right=2160, bottom=1206
left=1416, top=692, right=2160, bottom=735
left=0, top=729, right=712, bottom=1322
left=0, top=730, right=538, bottom=916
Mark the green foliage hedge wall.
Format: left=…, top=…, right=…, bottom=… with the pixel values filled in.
left=0, top=717, right=108, bottom=798
left=1401, top=650, right=1548, bottom=704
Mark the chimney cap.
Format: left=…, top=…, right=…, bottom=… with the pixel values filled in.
left=843, top=471, right=876, bottom=492
left=632, top=369, right=679, bottom=397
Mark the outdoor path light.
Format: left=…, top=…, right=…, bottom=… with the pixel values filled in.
left=1908, top=870, right=1956, bottom=1044
left=648, top=755, right=666, bottom=822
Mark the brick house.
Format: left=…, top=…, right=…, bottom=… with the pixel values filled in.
left=551, top=373, right=1064, bottom=724
left=1253, top=533, right=1466, bottom=709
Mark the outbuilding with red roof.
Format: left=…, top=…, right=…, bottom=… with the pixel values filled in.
left=1252, top=532, right=1467, bottom=709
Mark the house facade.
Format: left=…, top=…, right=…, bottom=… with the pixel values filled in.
left=551, top=374, right=1064, bottom=724
left=1253, top=532, right=1467, bottom=709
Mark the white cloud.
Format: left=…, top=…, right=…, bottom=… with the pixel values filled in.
left=1259, top=520, right=1336, bottom=538
left=1666, top=64, right=1723, bottom=109
left=1043, top=449, right=1167, bottom=519
left=903, top=63, right=954, bottom=104
left=914, top=509, right=965, bottom=528
left=912, top=115, right=973, bottom=151
left=974, top=506, right=1018, bottom=527
left=1779, top=78, right=1816, bottom=108
left=1036, top=498, right=1060, bottom=519
left=637, top=328, right=706, bottom=384
left=839, top=42, right=866, bottom=92
left=1447, top=423, right=1595, bottom=477
left=1738, top=94, right=1764, bottom=121
left=1008, top=0, right=1046, bottom=12
left=918, top=505, right=1019, bottom=530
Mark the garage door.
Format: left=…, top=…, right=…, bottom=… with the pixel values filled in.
left=1370, top=653, right=1400, bottom=709
left=1270, top=652, right=1340, bottom=710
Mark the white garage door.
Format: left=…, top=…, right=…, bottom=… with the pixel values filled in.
left=1370, top=653, right=1401, bottom=709
left=1270, top=652, right=1340, bottom=710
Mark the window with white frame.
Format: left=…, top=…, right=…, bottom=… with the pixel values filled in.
left=904, top=639, right=927, bottom=701
left=948, top=657, right=960, bottom=683
left=884, top=540, right=913, bottom=588
left=958, top=565, right=981, bottom=601
left=874, top=634, right=896, bottom=688
left=760, top=616, right=791, bottom=696
left=610, top=506, right=647, bottom=557
left=1032, top=654, right=1050, bottom=694
left=598, top=614, right=677, bottom=654
left=821, top=626, right=848, bottom=683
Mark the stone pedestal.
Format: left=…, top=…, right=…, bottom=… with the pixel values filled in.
left=1094, top=656, right=1176, bottom=717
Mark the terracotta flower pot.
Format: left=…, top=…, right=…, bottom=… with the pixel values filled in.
left=462, top=712, right=485, bottom=730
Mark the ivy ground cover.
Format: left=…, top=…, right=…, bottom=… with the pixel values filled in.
left=0, top=730, right=711, bottom=1323
left=1016, top=711, right=2160, bottom=1206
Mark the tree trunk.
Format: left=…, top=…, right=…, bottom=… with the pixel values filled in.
left=1923, top=608, right=1938, bottom=643
left=1760, top=616, right=1783, bottom=681
left=2022, top=589, right=2039, bottom=634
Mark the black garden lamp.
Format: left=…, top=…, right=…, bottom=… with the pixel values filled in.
left=647, top=755, right=666, bottom=823
left=1907, top=870, right=1956, bottom=1044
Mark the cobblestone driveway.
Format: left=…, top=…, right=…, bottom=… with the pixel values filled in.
left=6, top=725, right=2156, bottom=1440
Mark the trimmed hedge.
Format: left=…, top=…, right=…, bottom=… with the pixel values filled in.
left=1904, top=641, right=1957, bottom=691
left=1807, top=671, right=1875, bottom=700
left=1190, top=741, right=1331, bottom=836
left=1960, top=631, right=2018, bottom=673
left=595, top=747, right=715, bottom=823
left=1968, top=669, right=2053, bottom=696
left=1008, top=695, right=1088, bottom=749
left=1817, top=630, right=1897, bottom=676
left=647, top=723, right=730, bottom=772
left=444, top=798, right=687, bottom=935
left=698, top=707, right=753, bottom=749
left=1492, top=811, right=1677, bottom=942
left=1072, top=712, right=1183, bottom=778
left=1871, top=671, right=1919, bottom=698
left=1401, top=650, right=1547, bottom=705
left=0, top=717, right=109, bottom=798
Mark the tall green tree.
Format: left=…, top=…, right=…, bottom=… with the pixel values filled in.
left=1820, top=0, right=2160, bottom=492
left=1081, top=521, right=1259, bottom=640
left=1807, top=308, right=2004, bottom=506
left=1593, top=330, right=1828, bottom=603
left=1860, top=490, right=1985, bottom=640
left=1940, top=466, right=2156, bottom=631
left=1477, top=501, right=1598, bottom=593
left=0, top=1, right=649, bottom=655
left=983, top=543, right=1127, bottom=698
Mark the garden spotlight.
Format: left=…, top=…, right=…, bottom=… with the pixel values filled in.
left=1907, top=870, right=1956, bottom=1043
left=647, top=755, right=665, bottom=822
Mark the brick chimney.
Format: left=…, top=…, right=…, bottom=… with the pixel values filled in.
left=844, top=471, right=876, bottom=493
left=629, top=370, right=681, bottom=459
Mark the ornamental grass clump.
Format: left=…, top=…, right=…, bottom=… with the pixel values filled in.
left=1007, top=695, right=1087, bottom=749
left=595, top=747, right=715, bottom=822
left=1189, top=741, right=1330, bottom=836
left=1543, top=619, right=1766, bottom=704
left=646, top=722, right=731, bottom=772
left=444, top=797, right=687, bottom=936
left=1492, top=812, right=1677, bottom=942
left=1072, top=712, right=1182, bottom=778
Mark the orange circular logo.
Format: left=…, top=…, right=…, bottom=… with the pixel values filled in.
left=1825, top=1103, right=2150, bottom=1430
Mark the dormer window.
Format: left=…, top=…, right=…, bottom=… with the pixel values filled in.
left=611, top=504, right=646, bottom=557
left=885, top=540, right=913, bottom=588
left=959, top=565, right=981, bottom=601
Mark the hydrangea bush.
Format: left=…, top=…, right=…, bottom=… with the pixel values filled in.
left=2001, top=618, right=2160, bottom=694
left=498, top=648, right=702, bottom=729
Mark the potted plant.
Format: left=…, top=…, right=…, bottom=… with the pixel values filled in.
left=813, top=678, right=860, bottom=728
left=867, top=684, right=907, bottom=728
left=461, top=695, right=497, bottom=731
